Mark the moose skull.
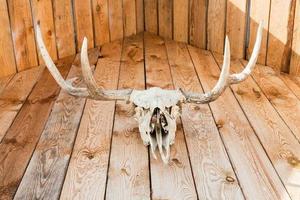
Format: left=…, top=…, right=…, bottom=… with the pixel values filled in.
left=35, top=21, right=263, bottom=163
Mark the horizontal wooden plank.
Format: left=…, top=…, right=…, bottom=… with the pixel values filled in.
left=165, top=40, right=244, bottom=199
left=0, top=56, right=73, bottom=199
left=280, top=74, right=300, bottom=100
left=189, top=47, right=290, bottom=199
left=0, top=67, right=43, bottom=141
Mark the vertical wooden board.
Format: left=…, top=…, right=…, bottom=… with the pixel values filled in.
left=144, top=33, right=197, bottom=199
left=207, top=0, right=226, bottom=54
left=0, top=57, right=73, bottom=199
left=0, top=0, right=17, bottom=77
left=31, top=0, right=58, bottom=62
left=74, top=0, right=94, bottom=51
left=290, top=0, right=300, bottom=76
left=123, top=0, right=136, bottom=37
left=0, top=74, right=13, bottom=95
left=108, top=0, right=123, bottom=41
left=216, top=55, right=300, bottom=199
left=247, top=0, right=270, bottom=65
left=136, top=0, right=144, bottom=33
left=106, top=34, right=150, bottom=200
left=189, top=0, right=207, bottom=49
left=8, top=0, right=38, bottom=71
left=267, top=0, right=296, bottom=72
left=60, top=42, right=121, bottom=200
left=53, top=0, right=76, bottom=58
left=158, top=0, right=172, bottom=39
left=92, top=0, right=110, bottom=46
left=165, top=40, right=244, bottom=199
left=188, top=47, right=291, bottom=199
left=173, top=0, right=188, bottom=42
left=226, top=0, right=247, bottom=58
left=241, top=60, right=300, bottom=144
left=145, top=0, right=158, bottom=34
left=0, top=67, right=43, bottom=141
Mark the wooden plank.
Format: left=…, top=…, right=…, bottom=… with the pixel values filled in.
left=60, top=42, right=120, bottom=200
left=0, top=74, right=13, bottom=95
left=53, top=0, right=76, bottom=58
left=189, top=0, right=207, bottom=49
left=31, top=0, right=58, bottom=62
left=207, top=0, right=226, bottom=54
left=0, top=57, right=73, bottom=199
left=165, top=40, right=244, bottom=199
left=73, top=0, right=94, bottom=51
left=226, top=0, right=247, bottom=58
left=108, top=0, right=123, bottom=41
left=106, top=34, right=150, bottom=200
left=8, top=0, right=38, bottom=71
left=280, top=74, right=300, bottom=100
left=123, top=0, right=136, bottom=37
left=92, top=0, right=110, bottom=46
left=188, top=47, right=291, bottom=199
left=290, top=0, right=300, bottom=76
left=144, top=32, right=197, bottom=199
left=0, top=67, right=43, bottom=142
left=145, top=0, right=158, bottom=34
left=136, top=0, right=144, bottom=33
left=0, top=0, right=17, bottom=77
left=241, top=60, right=300, bottom=143
left=215, top=54, right=299, bottom=199
left=14, top=50, right=99, bottom=200
left=267, top=0, right=296, bottom=72
left=247, top=0, right=270, bottom=65
left=173, top=0, right=188, bottom=42
left=158, top=0, right=172, bottom=39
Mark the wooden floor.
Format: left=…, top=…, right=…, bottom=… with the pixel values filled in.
left=0, top=33, right=300, bottom=200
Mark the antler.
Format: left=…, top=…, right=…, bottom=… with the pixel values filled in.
left=182, top=21, right=264, bottom=104
left=36, top=24, right=133, bottom=101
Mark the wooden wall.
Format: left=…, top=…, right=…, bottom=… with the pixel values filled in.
left=1, top=0, right=300, bottom=77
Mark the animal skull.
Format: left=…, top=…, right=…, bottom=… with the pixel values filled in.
left=35, top=21, right=263, bottom=163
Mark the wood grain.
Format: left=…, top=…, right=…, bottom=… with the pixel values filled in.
left=136, top=0, right=144, bottom=33
left=144, top=32, right=197, bottom=200
left=226, top=0, right=247, bottom=58
left=145, top=0, right=158, bottom=34
left=106, top=34, right=150, bottom=200
left=108, top=0, right=123, bottom=41
left=188, top=47, right=290, bottom=199
left=61, top=42, right=122, bottom=200
left=53, top=0, right=76, bottom=58
left=31, top=0, right=58, bottom=62
left=267, top=0, right=296, bottom=72
left=0, top=57, right=73, bottom=199
left=241, top=60, right=300, bottom=144
left=165, top=40, right=244, bottom=199
left=123, top=0, right=136, bottom=37
left=290, top=0, right=300, bottom=76
left=158, top=0, right=172, bottom=39
left=14, top=50, right=99, bottom=200
left=0, top=0, right=17, bottom=77
left=73, top=0, right=94, bottom=51
left=92, top=0, right=110, bottom=46
left=280, top=74, right=300, bottom=100
left=8, top=0, right=38, bottom=71
left=216, top=55, right=299, bottom=199
left=173, top=0, right=188, bottom=42
left=207, top=0, right=226, bottom=54
left=247, top=0, right=270, bottom=65
left=0, top=67, right=43, bottom=141
left=189, top=0, right=207, bottom=49
left=0, top=75, right=14, bottom=95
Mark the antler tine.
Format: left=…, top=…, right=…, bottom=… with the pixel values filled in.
left=80, top=37, right=133, bottom=100
left=183, top=20, right=263, bottom=104
left=36, top=24, right=89, bottom=97
left=229, top=21, right=264, bottom=84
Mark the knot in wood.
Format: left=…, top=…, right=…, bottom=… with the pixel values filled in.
left=225, top=176, right=235, bottom=183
